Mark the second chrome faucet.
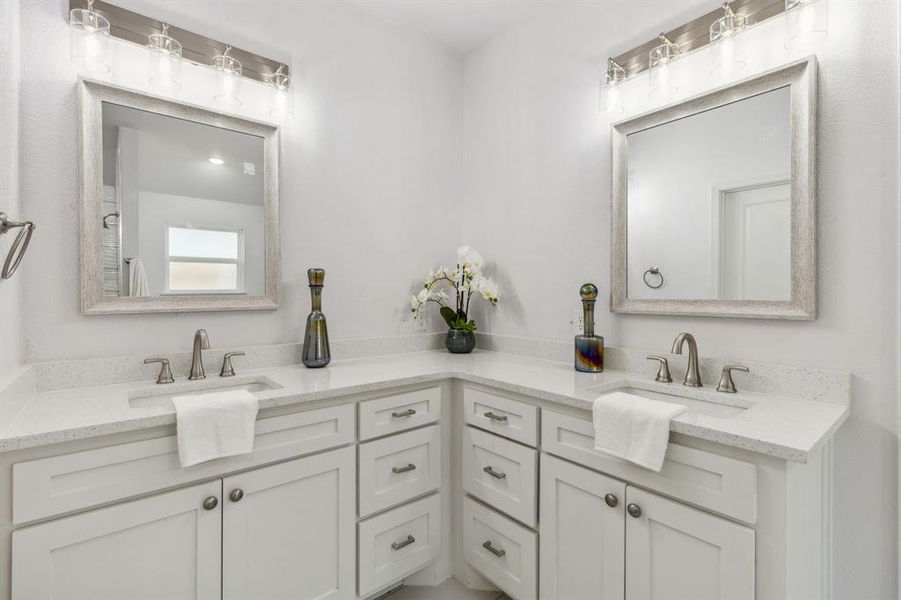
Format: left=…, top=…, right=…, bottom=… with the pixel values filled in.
left=671, top=332, right=702, bottom=387
left=189, top=329, right=211, bottom=380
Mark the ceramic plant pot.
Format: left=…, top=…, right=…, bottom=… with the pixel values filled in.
left=445, top=329, right=475, bottom=354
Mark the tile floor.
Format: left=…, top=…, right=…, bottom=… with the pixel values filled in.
left=384, top=577, right=509, bottom=599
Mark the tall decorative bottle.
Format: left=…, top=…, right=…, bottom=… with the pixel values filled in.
left=574, top=283, right=604, bottom=372
left=302, top=268, right=331, bottom=368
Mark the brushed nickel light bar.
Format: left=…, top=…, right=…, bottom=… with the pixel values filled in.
left=610, top=0, right=785, bottom=79
left=67, top=0, right=288, bottom=85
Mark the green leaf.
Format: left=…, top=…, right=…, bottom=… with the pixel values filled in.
left=440, top=306, right=457, bottom=328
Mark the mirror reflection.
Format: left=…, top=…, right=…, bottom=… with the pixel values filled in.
left=101, top=102, right=265, bottom=297
left=627, top=87, right=791, bottom=301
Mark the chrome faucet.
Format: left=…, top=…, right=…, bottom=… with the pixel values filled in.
left=189, top=329, right=211, bottom=380
left=671, top=332, right=702, bottom=387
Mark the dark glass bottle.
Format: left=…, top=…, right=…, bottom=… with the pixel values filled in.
left=302, top=268, right=331, bottom=368
left=575, top=283, right=604, bottom=372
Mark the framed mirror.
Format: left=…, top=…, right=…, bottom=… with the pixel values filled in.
left=611, top=58, right=816, bottom=320
left=78, top=79, right=279, bottom=314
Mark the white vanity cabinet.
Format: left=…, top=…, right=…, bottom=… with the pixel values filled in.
left=12, top=480, right=224, bottom=599
left=11, top=447, right=357, bottom=600
left=539, top=454, right=755, bottom=600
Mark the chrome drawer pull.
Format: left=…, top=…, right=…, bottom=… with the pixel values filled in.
left=483, top=465, right=507, bottom=480
left=392, top=408, right=416, bottom=418
left=392, top=463, right=417, bottom=474
left=391, top=535, right=416, bottom=551
left=483, top=411, right=508, bottom=423
left=482, top=540, right=506, bottom=558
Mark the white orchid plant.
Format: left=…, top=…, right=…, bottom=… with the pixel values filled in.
left=410, top=246, right=500, bottom=333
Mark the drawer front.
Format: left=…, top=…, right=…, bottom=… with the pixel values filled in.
left=13, top=404, right=355, bottom=525
left=463, top=496, right=537, bottom=600
left=359, top=387, right=441, bottom=441
left=358, top=493, right=442, bottom=597
left=463, top=386, right=538, bottom=446
left=359, top=425, right=442, bottom=517
left=541, top=409, right=757, bottom=523
left=463, top=426, right=537, bottom=527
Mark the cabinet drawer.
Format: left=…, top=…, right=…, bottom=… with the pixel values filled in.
left=359, top=425, right=442, bottom=517
left=359, top=387, right=441, bottom=441
left=463, top=496, right=537, bottom=600
left=463, top=426, right=537, bottom=527
left=358, top=493, right=442, bottom=597
left=541, top=409, right=757, bottom=523
left=13, top=404, right=355, bottom=525
left=463, top=386, right=538, bottom=446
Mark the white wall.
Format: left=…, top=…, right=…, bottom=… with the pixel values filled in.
left=17, top=0, right=462, bottom=360
left=461, top=1, right=900, bottom=597
left=0, top=0, right=22, bottom=388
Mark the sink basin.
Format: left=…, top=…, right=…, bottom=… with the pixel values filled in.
left=128, top=377, right=280, bottom=410
left=589, top=384, right=751, bottom=419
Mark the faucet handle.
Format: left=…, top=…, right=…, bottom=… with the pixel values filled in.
left=646, top=355, right=673, bottom=383
left=717, top=365, right=749, bottom=393
left=220, top=351, right=246, bottom=378
left=144, top=358, right=175, bottom=384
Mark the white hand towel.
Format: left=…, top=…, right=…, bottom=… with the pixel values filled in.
left=128, top=258, right=150, bottom=297
left=172, top=389, right=259, bottom=467
left=592, top=391, right=687, bottom=472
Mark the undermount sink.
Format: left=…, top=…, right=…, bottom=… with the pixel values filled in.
left=128, top=377, right=281, bottom=410
left=590, top=384, right=752, bottom=419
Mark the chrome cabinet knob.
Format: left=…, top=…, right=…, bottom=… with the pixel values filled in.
left=604, top=493, right=619, bottom=508
left=627, top=503, right=642, bottom=518
left=202, top=496, right=219, bottom=510
left=229, top=489, right=244, bottom=502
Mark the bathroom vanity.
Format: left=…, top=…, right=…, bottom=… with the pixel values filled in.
left=0, top=349, right=848, bottom=600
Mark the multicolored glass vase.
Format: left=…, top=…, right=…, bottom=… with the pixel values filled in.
left=575, top=283, right=604, bottom=372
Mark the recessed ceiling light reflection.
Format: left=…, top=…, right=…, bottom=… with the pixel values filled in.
left=208, top=157, right=225, bottom=165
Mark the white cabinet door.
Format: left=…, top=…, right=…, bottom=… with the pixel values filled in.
left=12, top=480, right=222, bottom=600
left=222, top=446, right=356, bottom=600
left=539, top=454, right=626, bottom=600
left=625, top=486, right=755, bottom=600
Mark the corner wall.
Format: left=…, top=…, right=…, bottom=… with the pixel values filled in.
left=461, top=2, right=900, bottom=596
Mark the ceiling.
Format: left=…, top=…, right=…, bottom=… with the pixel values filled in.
left=345, top=0, right=552, bottom=55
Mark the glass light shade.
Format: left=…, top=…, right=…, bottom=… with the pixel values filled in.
left=605, top=59, right=626, bottom=116
left=148, top=26, right=183, bottom=93
left=648, top=36, right=680, bottom=99
left=785, top=0, right=828, bottom=52
left=212, top=48, right=243, bottom=109
left=69, top=5, right=111, bottom=74
left=709, top=5, right=749, bottom=76
left=266, top=67, right=295, bottom=119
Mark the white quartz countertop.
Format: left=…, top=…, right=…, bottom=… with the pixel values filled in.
left=0, top=350, right=848, bottom=461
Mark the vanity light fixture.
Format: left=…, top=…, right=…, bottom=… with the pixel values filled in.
left=648, top=34, right=680, bottom=99
left=212, top=45, right=243, bottom=109
left=208, top=157, right=225, bottom=165
left=709, top=2, right=749, bottom=76
left=69, top=0, right=111, bottom=74
left=605, top=59, right=626, bottom=117
left=784, top=0, right=828, bottom=52
left=147, top=23, right=183, bottom=93
left=266, top=64, right=295, bottom=119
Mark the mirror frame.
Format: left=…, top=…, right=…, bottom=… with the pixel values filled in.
left=78, top=78, right=280, bottom=314
left=611, top=57, right=817, bottom=320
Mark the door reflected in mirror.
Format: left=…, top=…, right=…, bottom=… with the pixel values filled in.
left=626, top=87, right=791, bottom=302
left=101, top=102, right=265, bottom=298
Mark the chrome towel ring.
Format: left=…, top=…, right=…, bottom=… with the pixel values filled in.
left=0, top=212, right=35, bottom=280
left=643, top=266, right=664, bottom=289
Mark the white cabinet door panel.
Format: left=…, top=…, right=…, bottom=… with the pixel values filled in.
left=539, top=454, right=626, bottom=600
left=222, top=447, right=356, bottom=600
left=12, top=480, right=222, bottom=600
left=625, top=486, right=755, bottom=600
